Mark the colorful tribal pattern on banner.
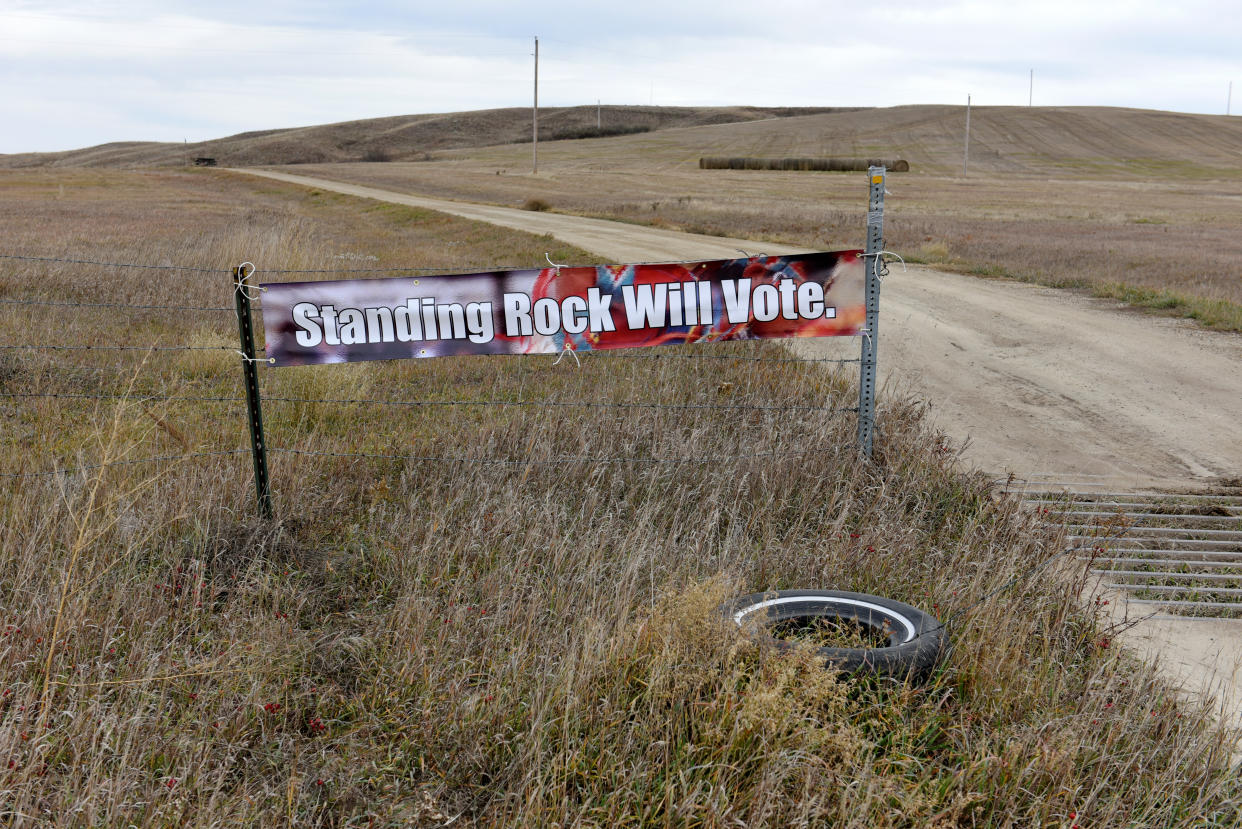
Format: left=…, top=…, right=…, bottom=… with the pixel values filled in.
left=259, top=250, right=863, bottom=366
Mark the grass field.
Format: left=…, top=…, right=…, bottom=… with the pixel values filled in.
left=2, top=168, right=1241, bottom=825
left=10, top=104, right=1241, bottom=328
left=0, top=106, right=850, bottom=169
left=247, top=105, right=1242, bottom=332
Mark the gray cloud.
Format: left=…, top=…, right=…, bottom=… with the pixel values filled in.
left=1, top=0, right=1237, bottom=153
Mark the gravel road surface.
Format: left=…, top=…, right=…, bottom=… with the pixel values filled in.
left=238, top=167, right=1242, bottom=746
left=239, top=167, right=1242, bottom=492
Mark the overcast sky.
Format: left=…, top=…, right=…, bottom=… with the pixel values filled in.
left=1, top=0, right=1237, bottom=154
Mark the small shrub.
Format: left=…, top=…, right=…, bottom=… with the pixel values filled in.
left=522, top=198, right=551, bottom=212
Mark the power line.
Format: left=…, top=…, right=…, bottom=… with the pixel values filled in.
left=963, top=93, right=971, bottom=177
left=533, top=36, right=539, bottom=175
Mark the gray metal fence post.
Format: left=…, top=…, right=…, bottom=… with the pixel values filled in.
left=858, top=167, right=886, bottom=458
left=233, top=263, right=273, bottom=519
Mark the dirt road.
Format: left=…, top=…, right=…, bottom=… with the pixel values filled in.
left=239, top=168, right=1242, bottom=492
left=238, top=168, right=1242, bottom=746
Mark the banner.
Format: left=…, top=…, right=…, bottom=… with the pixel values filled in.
left=259, top=250, right=863, bottom=366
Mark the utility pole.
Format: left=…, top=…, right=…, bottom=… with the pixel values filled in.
left=963, top=94, right=971, bottom=176
left=532, top=36, right=539, bottom=174
left=1229, top=81, right=1233, bottom=116
left=597, top=99, right=601, bottom=130
left=1029, top=69, right=1033, bottom=106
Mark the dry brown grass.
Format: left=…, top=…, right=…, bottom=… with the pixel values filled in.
left=1, top=169, right=1240, bottom=826
left=288, top=116, right=1242, bottom=330
left=0, top=106, right=850, bottom=170
left=11, top=104, right=1242, bottom=325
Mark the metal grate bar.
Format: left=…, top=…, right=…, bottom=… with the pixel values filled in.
left=1072, top=536, right=1242, bottom=549
left=1093, top=570, right=1242, bottom=582
left=1106, top=583, right=1242, bottom=596
left=1082, top=547, right=1242, bottom=557
left=1023, top=499, right=1237, bottom=507
left=1025, top=499, right=1242, bottom=512
left=1068, top=525, right=1242, bottom=537
left=1019, top=491, right=1242, bottom=502
left=1050, top=511, right=1242, bottom=522
left=1080, top=557, right=1242, bottom=568
left=1122, top=599, right=1242, bottom=610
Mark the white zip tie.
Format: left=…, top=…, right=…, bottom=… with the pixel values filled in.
left=861, top=250, right=906, bottom=282
left=233, top=262, right=265, bottom=300
left=552, top=343, right=581, bottom=368
left=544, top=253, right=566, bottom=275
left=236, top=350, right=275, bottom=364
left=857, top=327, right=873, bottom=351
left=861, top=250, right=906, bottom=268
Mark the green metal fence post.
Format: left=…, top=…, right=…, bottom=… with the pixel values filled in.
left=233, top=262, right=273, bottom=519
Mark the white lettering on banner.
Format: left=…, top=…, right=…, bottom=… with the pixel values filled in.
left=721, top=279, right=752, bottom=324
left=293, top=298, right=496, bottom=345
left=721, top=278, right=833, bottom=324
left=502, top=288, right=617, bottom=337
left=263, top=251, right=862, bottom=366
left=293, top=302, right=323, bottom=347
left=285, top=279, right=836, bottom=352
left=797, top=281, right=830, bottom=319
left=620, top=280, right=713, bottom=328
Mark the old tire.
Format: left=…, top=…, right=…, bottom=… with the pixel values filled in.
left=725, top=589, right=946, bottom=679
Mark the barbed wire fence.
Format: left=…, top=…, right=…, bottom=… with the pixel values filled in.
left=0, top=169, right=888, bottom=512
left=0, top=261, right=876, bottom=504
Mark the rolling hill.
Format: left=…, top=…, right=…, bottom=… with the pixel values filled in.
left=2, top=104, right=1240, bottom=178
left=416, top=105, right=1242, bottom=178
left=0, top=105, right=852, bottom=169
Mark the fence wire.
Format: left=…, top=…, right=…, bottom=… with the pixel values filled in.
left=0, top=298, right=234, bottom=312
left=0, top=253, right=224, bottom=273
left=1, top=391, right=856, bottom=414
left=259, top=253, right=822, bottom=277
left=589, top=352, right=860, bottom=365
left=262, top=395, right=855, bottom=413
left=0, top=450, right=250, bottom=480
left=0, top=344, right=234, bottom=352
left=270, top=446, right=812, bottom=467
left=0, top=391, right=244, bottom=404
left=2, top=249, right=866, bottom=497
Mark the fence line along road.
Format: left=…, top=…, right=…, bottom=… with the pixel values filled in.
left=2, top=236, right=879, bottom=510
left=230, top=168, right=1242, bottom=492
